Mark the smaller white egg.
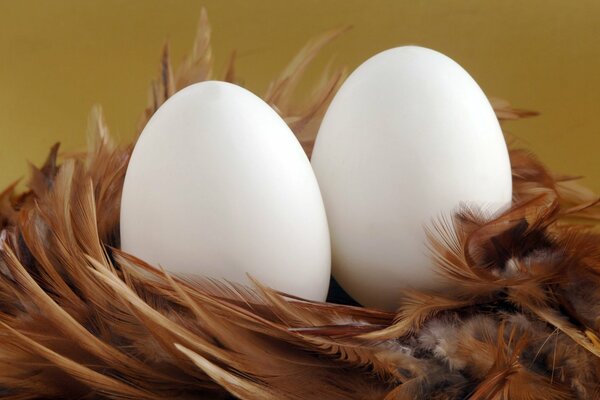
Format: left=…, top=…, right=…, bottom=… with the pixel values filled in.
left=120, top=81, right=331, bottom=301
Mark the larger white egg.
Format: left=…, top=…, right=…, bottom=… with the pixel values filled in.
left=311, top=46, right=512, bottom=310
left=120, top=81, right=331, bottom=301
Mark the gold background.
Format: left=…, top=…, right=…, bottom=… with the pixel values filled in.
left=0, top=0, right=598, bottom=191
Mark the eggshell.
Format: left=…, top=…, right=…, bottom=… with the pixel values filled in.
left=120, top=81, right=331, bottom=301
left=311, top=46, right=512, bottom=310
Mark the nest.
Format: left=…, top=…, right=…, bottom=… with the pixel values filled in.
left=1, top=8, right=599, bottom=400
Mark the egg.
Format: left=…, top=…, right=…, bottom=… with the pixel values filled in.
left=120, top=81, right=331, bottom=301
left=311, top=46, right=512, bottom=310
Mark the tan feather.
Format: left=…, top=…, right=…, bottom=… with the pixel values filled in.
left=175, top=7, right=213, bottom=90
left=0, top=321, right=157, bottom=399
left=489, top=97, right=539, bottom=121
left=176, top=344, right=282, bottom=400
left=359, top=291, right=473, bottom=340
left=468, top=324, right=573, bottom=400
left=263, top=26, right=349, bottom=112
left=222, top=50, right=237, bottom=83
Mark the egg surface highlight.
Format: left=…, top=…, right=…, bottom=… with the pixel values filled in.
left=120, top=81, right=331, bottom=301
left=311, top=46, right=512, bottom=310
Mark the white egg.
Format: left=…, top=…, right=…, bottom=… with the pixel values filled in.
left=311, top=46, right=512, bottom=310
left=120, top=81, right=331, bottom=301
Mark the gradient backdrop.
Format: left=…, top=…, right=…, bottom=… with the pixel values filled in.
left=0, top=0, right=598, bottom=192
